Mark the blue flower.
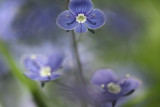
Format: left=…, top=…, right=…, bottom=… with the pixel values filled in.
left=23, top=53, right=64, bottom=82
left=56, top=0, right=106, bottom=33
left=91, top=69, right=141, bottom=107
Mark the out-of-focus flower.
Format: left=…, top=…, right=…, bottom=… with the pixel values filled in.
left=91, top=69, right=141, bottom=107
left=23, top=53, right=64, bottom=82
left=0, top=0, right=24, bottom=40
left=13, top=3, right=61, bottom=39
left=56, top=0, right=106, bottom=33
left=105, top=9, right=142, bottom=37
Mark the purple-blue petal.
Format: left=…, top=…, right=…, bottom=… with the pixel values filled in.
left=74, top=23, right=87, bottom=33
left=94, top=89, right=120, bottom=103
left=47, top=53, right=64, bottom=71
left=36, top=73, right=62, bottom=82
left=85, top=9, right=106, bottom=29
left=25, top=73, right=61, bottom=82
left=56, top=10, right=78, bottom=30
left=23, top=55, right=47, bottom=73
left=69, top=0, right=93, bottom=15
left=121, top=77, right=141, bottom=96
left=25, top=73, right=40, bottom=80
left=91, top=69, right=117, bottom=86
left=50, top=73, right=62, bottom=81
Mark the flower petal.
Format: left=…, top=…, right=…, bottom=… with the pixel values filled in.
left=69, top=0, right=93, bottom=15
left=56, top=10, right=78, bottom=30
left=50, top=73, right=62, bottom=81
left=25, top=73, right=61, bottom=82
left=37, top=73, right=62, bottom=82
left=23, top=55, right=47, bottom=73
left=121, top=77, right=141, bottom=96
left=38, top=73, right=61, bottom=82
left=91, top=69, right=117, bottom=86
left=25, top=73, right=40, bottom=80
left=47, top=53, right=64, bottom=71
left=85, top=9, right=106, bottom=29
left=74, top=23, right=88, bottom=33
left=93, top=89, right=120, bottom=103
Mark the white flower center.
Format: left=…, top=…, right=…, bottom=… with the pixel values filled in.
left=107, top=82, right=121, bottom=94
left=30, top=54, right=37, bottom=60
left=40, top=66, right=51, bottom=77
left=125, top=74, right=131, bottom=78
left=101, top=84, right=105, bottom=89
left=76, top=14, right=87, bottom=23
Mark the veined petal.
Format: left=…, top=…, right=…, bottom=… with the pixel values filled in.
left=74, top=23, right=88, bottom=33
left=47, top=53, right=64, bottom=71
left=91, top=69, right=117, bottom=86
left=121, top=77, right=141, bottom=96
left=69, top=0, right=93, bottom=15
left=56, top=10, right=78, bottom=30
left=85, top=9, right=106, bottom=29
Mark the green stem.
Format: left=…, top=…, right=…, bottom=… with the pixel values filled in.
left=32, top=91, right=48, bottom=107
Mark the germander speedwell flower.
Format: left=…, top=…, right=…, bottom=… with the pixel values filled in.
left=56, top=0, right=106, bottom=33
left=91, top=69, right=141, bottom=107
left=23, top=53, right=64, bottom=83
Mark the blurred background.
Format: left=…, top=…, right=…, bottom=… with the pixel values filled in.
left=0, top=0, right=160, bottom=107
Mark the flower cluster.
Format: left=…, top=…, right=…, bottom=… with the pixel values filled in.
left=91, top=69, right=141, bottom=107
left=56, top=0, right=106, bottom=33
left=23, top=53, right=64, bottom=82
left=20, top=0, right=141, bottom=106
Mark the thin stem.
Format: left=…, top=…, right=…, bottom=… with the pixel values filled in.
left=71, top=31, right=86, bottom=85
left=71, top=31, right=88, bottom=107
left=66, top=0, right=86, bottom=86
left=66, top=0, right=69, bottom=9
left=66, top=0, right=88, bottom=106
